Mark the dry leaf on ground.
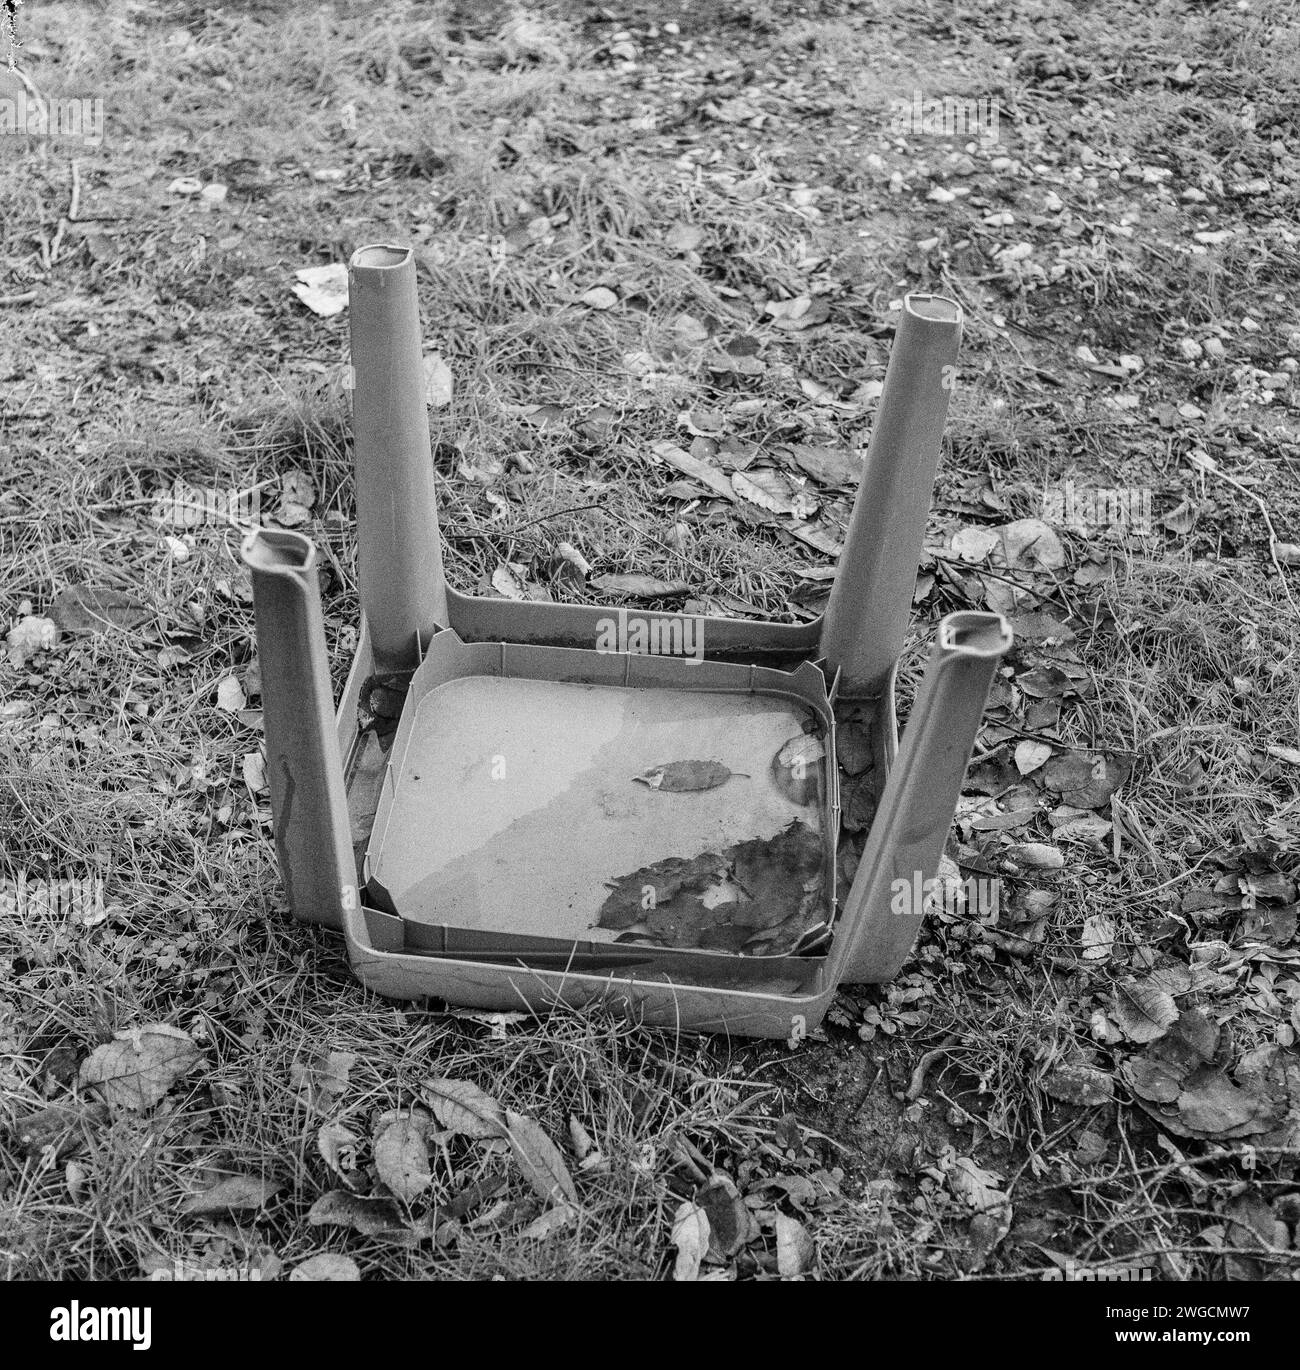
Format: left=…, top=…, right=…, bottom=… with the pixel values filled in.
left=1042, top=1063, right=1114, bottom=1106
left=51, top=586, right=150, bottom=633
left=590, top=573, right=692, bottom=599
left=1111, top=977, right=1179, bottom=1043
left=373, top=1112, right=434, bottom=1204
left=79, top=1024, right=201, bottom=1111
left=775, top=1211, right=814, bottom=1277
left=290, top=1253, right=361, bottom=1281
left=180, top=1173, right=281, bottom=1215
left=292, top=263, right=348, bottom=317
left=308, top=1190, right=413, bottom=1240
left=1044, top=753, right=1130, bottom=808
left=504, top=1111, right=578, bottom=1207
left=422, top=1078, right=506, bottom=1138
left=671, top=1200, right=710, bottom=1281
left=698, top=1174, right=759, bottom=1259
left=317, top=1121, right=363, bottom=1188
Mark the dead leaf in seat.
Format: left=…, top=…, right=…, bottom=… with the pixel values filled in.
left=633, top=760, right=746, bottom=791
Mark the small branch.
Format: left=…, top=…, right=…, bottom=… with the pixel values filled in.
left=905, top=1034, right=961, bottom=1101
left=1205, top=461, right=1297, bottom=613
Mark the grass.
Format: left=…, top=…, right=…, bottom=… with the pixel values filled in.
left=1, top=0, right=1298, bottom=1281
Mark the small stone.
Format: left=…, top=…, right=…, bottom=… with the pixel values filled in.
left=1178, top=337, right=1204, bottom=361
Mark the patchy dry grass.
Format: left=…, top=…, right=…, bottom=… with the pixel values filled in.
left=2, top=0, right=1299, bottom=1282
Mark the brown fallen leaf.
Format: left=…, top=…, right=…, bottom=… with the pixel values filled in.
left=317, top=1121, right=364, bottom=1190
left=421, top=1078, right=506, bottom=1139
left=13, top=1101, right=108, bottom=1158
left=840, top=771, right=878, bottom=832
left=732, top=468, right=795, bottom=515
left=834, top=719, right=873, bottom=775
left=308, top=1190, right=415, bottom=1240
left=1081, top=912, right=1116, bottom=962
left=1042, top=1063, right=1115, bottom=1106
left=290, top=1253, right=361, bottom=1281
left=598, top=821, right=825, bottom=954
left=490, top=563, right=529, bottom=600
left=291, top=1050, right=355, bottom=1112
left=590, top=573, right=692, bottom=599
left=650, top=440, right=736, bottom=501
left=505, top=1111, right=578, bottom=1208
left=1111, top=977, right=1179, bottom=1043
left=671, top=1201, right=710, bottom=1281
left=772, top=733, right=825, bottom=805
left=645, top=895, right=715, bottom=947
left=633, top=760, right=748, bottom=792
left=1168, top=1066, right=1280, bottom=1140
left=1043, top=753, right=1130, bottom=809
left=180, top=1173, right=281, bottom=1215
left=697, top=1173, right=759, bottom=1260
left=373, top=1112, right=434, bottom=1204
left=520, top=1204, right=579, bottom=1240
left=79, top=1024, right=202, bottom=1111
left=598, top=850, right=729, bottom=930
left=775, top=1211, right=815, bottom=1277
left=1125, top=1011, right=1283, bottom=1140
left=782, top=443, right=862, bottom=490
left=51, top=585, right=151, bottom=633
left=997, top=518, right=1066, bottom=572
left=1122, top=1056, right=1184, bottom=1104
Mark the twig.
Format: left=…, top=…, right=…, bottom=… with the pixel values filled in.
left=69, top=157, right=81, bottom=223
left=1205, top=461, right=1297, bottom=612
left=83, top=495, right=264, bottom=531
left=447, top=501, right=608, bottom=540
left=905, top=1034, right=960, bottom=1101
left=0, top=291, right=36, bottom=306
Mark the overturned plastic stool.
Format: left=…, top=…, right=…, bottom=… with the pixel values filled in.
left=243, top=244, right=1011, bottom=1039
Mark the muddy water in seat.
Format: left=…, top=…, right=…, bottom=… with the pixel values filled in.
left=368, top=676, right=827, bottom=946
